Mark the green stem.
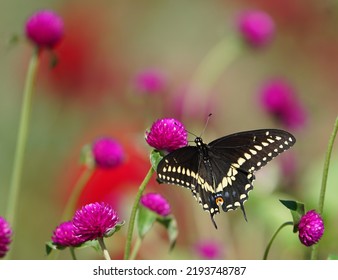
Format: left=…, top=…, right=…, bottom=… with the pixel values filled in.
left=311, top=116, right=338, bottom=260
left=263, top=221, right=293, bottom=260
left=190, top=35, right=244, bottom=92
left=98, top=237, right=111, bottom=260
left=6, top=48, right=40, bottom=228
left=60, top=166, right=94, bottom=221
left=317, top=116, right=338, bottom=215
left=69, top=247, right=77, bottom=260
left=129, top=236, right=142, bottom=260
left=124, top=167, right=154, bottom=260
left=182, top=34, right=244, bottom=120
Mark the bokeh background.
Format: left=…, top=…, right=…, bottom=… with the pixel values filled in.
left=0, top=0, right=337, bottom=260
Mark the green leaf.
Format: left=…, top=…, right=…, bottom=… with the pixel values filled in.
left=157, top=215, right=178, bottom=250
left=104, top=221, right=125, bottom=238
left=78, top=239, right=100, bottom=252
left=149, top=150, right=164, bottom=171
left=137, top=204, right=178, bottom=250
left=327, top=254, right=338, bottom=260
left=279, top=199, right=298, bottom=211
left=137, top=205, right=157, bottom=238
left=45, top=239, right=102, bottom=256
left=45, top=241, right=66, bottom=255
left=279, top=199, right=305, bottom=232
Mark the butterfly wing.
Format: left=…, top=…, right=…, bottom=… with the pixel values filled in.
left=207, top=129, right=296, bottom=218
left=156, top=146, right=199, bottom=188
left=156, top=145, right=250, bottom=228
left=206, top=150, right=254, bottom=218
left=209, top=129, right=296, bottom=173
left=156, top=129, right=296, bottom=229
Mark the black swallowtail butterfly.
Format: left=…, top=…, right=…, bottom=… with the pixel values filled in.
left=156, top=129, right=296, bottom=229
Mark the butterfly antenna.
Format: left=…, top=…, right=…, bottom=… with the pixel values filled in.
left=200, top=113, right=212, bottom=137
left=172, top=121, right=196, bottom=138
left=185, top=130, right=199, bottom=140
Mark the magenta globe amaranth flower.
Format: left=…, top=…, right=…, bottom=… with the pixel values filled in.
left=140, top=193, right=171, bottom=216
left=92, top=137, right=124, bottom=169
left=25, top=10, right=64, bottom=48
left=73, top=202, right=119, bottom=241
left=194, top=240, right=223, bottom=259
left=259, top=78, right=307, bottom=129
left=134, top=68, right=167, bottom=94
left=145, top=118, right=188, bottom=152
left=52, top=221, right=85, bottom=247
left=298, top=210, right=324, bottom=247
left=237, top=10, right=275, bottom=47
left=0, top=217, right=12, bottom=258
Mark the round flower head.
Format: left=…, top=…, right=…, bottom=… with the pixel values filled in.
left=25, top=10, right=64, bottom=48
left=259, top=78, right=307, bottom=129
left=194, top=240, right=223, bottom=259
left=140, top=193, right=171, bottom=216
left=0, top=217, right=12, bottom=258
left=134, top=68, right=167, bottom=94
left=73, top=202, right=119, bottom=241
left=51, top=221, right=85, bottom=247
left=298, top=210, right=324, bottom=247
left=145, top=118, right=188, bottom=152
left=92, top=137, right=124, bottom=169
left=237, top=10, right=275, bottom=47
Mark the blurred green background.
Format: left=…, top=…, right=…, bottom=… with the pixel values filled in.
left=0, top=0, right=337, bottom=259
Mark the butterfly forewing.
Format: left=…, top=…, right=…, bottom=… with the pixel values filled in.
left=209, top=129, right=295, bottom=173
left=156, top=128, right=296, bottom=229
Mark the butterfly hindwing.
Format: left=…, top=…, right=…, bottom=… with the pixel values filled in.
left=207, top=150, right=255, bottom=215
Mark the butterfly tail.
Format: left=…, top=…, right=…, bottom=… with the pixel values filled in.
left=210, top=213, right=218, bottom=229
left=240, top=203, right=248, bottom=222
